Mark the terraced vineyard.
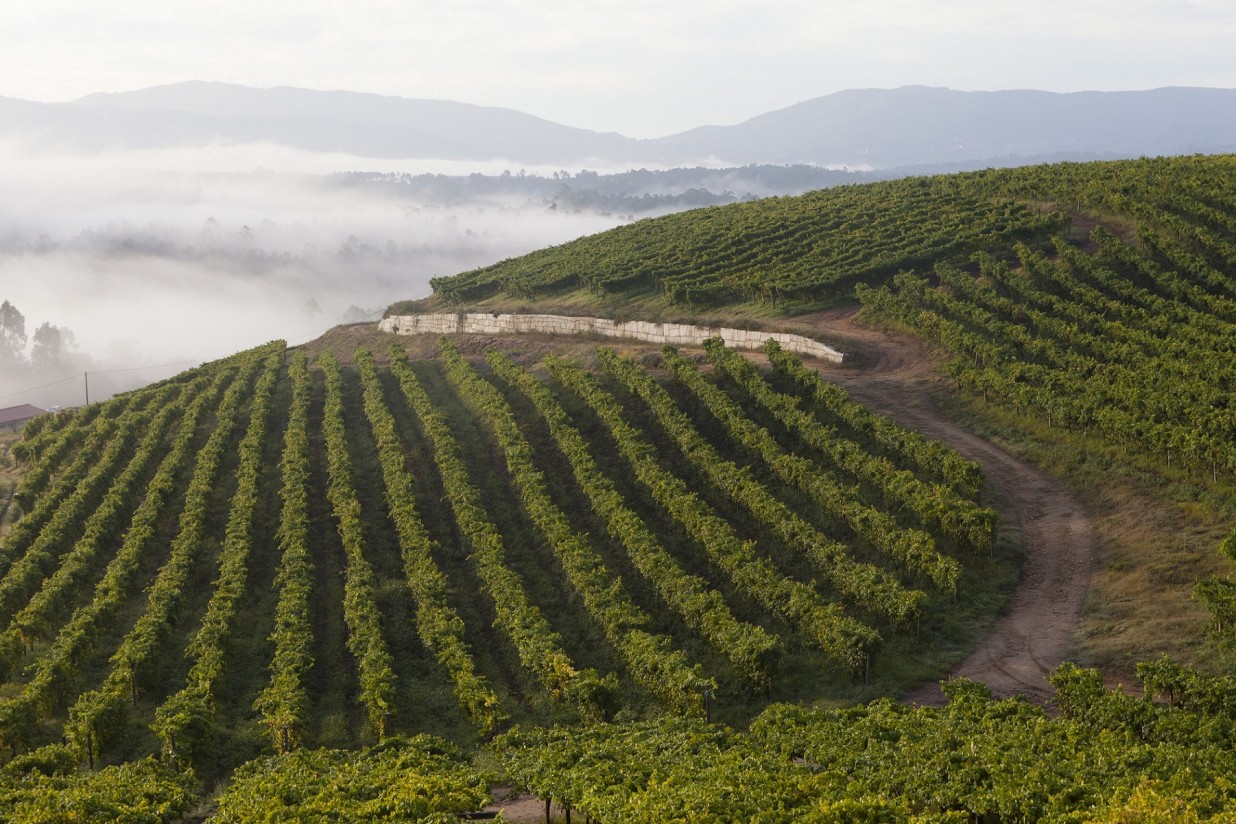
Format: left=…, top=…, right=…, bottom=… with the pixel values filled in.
left=0, top=334, right=993, bottom=816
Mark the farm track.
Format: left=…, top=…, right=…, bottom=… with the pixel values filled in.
left=798, top=307, right=1096, bottom=705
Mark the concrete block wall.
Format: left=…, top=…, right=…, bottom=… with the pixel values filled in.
left=378, top=312, right=846, bottom=363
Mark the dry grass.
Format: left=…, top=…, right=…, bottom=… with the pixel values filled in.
left=937, top=392, right=1236, bottom=678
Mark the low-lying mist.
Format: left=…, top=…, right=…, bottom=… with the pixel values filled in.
left=0, top=142, right=630, bottom=409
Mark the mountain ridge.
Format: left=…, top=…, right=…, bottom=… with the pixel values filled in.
left=4, top=82, right=1236, bottom=168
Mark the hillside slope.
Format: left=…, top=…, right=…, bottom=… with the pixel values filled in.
left=3, top=153, right=1236, bottom=820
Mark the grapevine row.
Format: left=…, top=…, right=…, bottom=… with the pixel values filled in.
left=599, top=347, right=924, bottom=627
left=486, top=347, right=780, bottom=681
left=390, top=350, right=613, bottom=717
left=0, top=387, right=173, bottom=638
left=440, top=339, right=711, bottom=714
left=9, top=403, right=97, bottom=466
left=355, top=349, right=503, bottom=737
left=0, top=358, right=238, bottom=755
left=762, top=339, right=984, bottom=498
left=253, top=352, right=315, bottom=752
left=318, top=351, right=397, bottom=740
left=152, top=346, right=283, bottom=761
left=720, top=340, right=995, bottom=552
left=0, top=387, right=189, bottom=680
left=663, top=344, right=958, bottom=590
left=1, top=395, right=146, bottom=578
left=431, top=173, right=1063, bottom=307
left=65, top=346, right=272, bottom=765
left=546, top=355, right=878, bottom=673
left=0, top=417, right=125, bottom=585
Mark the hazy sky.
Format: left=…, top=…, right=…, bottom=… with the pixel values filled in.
left=3, top=1, right=1234, bottom=137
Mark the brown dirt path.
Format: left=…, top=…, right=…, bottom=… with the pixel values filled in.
left=795, top=307, right=1096, bottom=705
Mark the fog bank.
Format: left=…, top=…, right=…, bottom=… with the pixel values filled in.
left=0, top=143, right=626, bottom=409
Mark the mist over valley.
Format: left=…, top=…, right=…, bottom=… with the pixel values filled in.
left=4, top=81, right=1236, bottom=410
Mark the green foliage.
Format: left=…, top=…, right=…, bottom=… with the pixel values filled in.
left=430, top=172, right=1065, bottom=307
left=214, top=735, right=490, bottom=823
left=441, top=338, right=712, bottom=714
left=757, top=339, right=991, bottom=545
left=152, top=347, right=284, bottom=763
left=253, top=350, right=316, bottom=752
left=68, top=345, right=278, bottom=764
left=7, top=152, right=1236, bottom=818
left=0, top=397, right=176, bottom=683
left=390, top=347, right=614, bottom=720
left=672, top=342, right=958, bottom=590
left=861, top=156, right=1236, bottom=485
left=488, top=346, right=781, bottom=681
left=0, top=755, right=195, bottom=823
left=0, top=354, right=252, bottom=756
left=495, top=666, right=1236, bottom=823
left=318, top=351, right=397, bottom=741
left=601, top=346, right=922, bottom=632
left=356, top=348, right=504, bottom=737
left=548, top=354, right=879, bottom=672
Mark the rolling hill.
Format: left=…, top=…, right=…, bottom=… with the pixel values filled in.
left=1, top=153, right=1235, bottom=820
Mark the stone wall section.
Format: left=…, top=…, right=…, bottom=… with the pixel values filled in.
left=378, top=313, right=845, bottom=363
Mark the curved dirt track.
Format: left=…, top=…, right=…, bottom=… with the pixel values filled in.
left=797, top=308, right=1096, bottom=705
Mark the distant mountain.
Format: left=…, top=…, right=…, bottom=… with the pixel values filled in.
left=3, top=82, right=1236, bottom=169
left=4, top=81, right=634, bottom=163
left=649, top=86, right=1236, bottom=168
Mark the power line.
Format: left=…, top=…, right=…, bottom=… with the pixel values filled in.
left=0, top=373, right=83, bottom=402
left=88, top=358, right=202, bottom=375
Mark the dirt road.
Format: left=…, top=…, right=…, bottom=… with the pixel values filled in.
left=796, top=308, right=1096, bottom=705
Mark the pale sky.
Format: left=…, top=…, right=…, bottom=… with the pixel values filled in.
left=2, top=0, right=1234, bottom=137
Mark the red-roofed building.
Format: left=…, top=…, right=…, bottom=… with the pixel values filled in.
left=0, top=404, right=46, bottom=434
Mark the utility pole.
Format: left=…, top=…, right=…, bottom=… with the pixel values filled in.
left=84, top=372, right=89, bottom=406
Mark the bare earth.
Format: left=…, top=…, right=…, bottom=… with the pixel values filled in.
left=796, top=307, right=1097, bottom=705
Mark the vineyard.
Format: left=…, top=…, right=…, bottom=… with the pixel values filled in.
left=427, top=173, right=1066, bottom=306
left=858, top=158, right=1236, bottom=482
left=3, top=152, right=1236, bottom=819
left=0, top=334, right=999, bottom=817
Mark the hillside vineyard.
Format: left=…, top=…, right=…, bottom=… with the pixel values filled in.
left=0, top=338, right=989, bottom=798
left=3, top=153, right=1236, bottom=819
left=431, top=154, right=1236, bottom=484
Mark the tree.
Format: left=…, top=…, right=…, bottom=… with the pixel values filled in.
left=30, top=322, right=73, bottom=369
left=0, top=300, right=26, bottom=364
left=339, top=305, right=371, bottom=324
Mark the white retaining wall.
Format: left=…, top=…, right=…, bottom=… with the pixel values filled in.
left=378, top=313, right=845, bottom=363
